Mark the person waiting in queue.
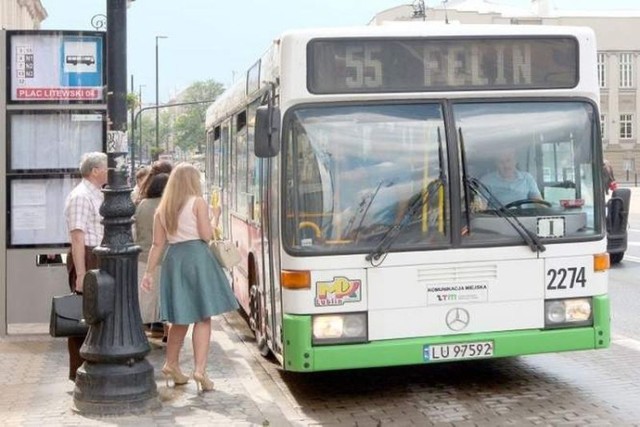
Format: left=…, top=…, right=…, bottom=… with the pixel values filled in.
left=131, top=165, right=150, bottom=205
left=141, top=163, right=238, bottom=393
left=135, top=172, right=170, bottom=342
left=63, top=152, right=108, bottom=382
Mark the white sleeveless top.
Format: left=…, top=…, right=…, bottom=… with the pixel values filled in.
left=166, top=196, right=200, bottom=244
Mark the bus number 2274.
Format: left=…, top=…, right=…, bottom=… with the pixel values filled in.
left=546, top=267, right=586, bottom=290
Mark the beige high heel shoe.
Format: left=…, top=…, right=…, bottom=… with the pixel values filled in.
left=161, top=364, right=189, bottom=387
left=193, top=371, right=214, bottom=393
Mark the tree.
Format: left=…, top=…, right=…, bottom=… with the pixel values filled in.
left=132, top=113, right=164, bottom=162
left=126, top=92, right=139, bottom=111
left=172, top=79, right=224, bottom=153
left=131, top=79, right=224, bottom=162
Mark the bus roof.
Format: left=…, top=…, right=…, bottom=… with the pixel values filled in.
left=277, top=23, right=595, bottom=38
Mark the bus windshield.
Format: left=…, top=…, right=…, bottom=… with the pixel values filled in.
left=284, top=101, right=601, bottom=255
left=456, top=101, right=601, bottom=244
left=284, top=103, right=449, bottom=254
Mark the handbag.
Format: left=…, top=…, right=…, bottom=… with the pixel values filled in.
left=49, top=293, right=89, bottom=338
left=209, top=239, right=241, bottom=269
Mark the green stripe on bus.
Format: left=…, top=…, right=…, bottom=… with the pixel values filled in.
left=282, top=295, right=610, bottom=372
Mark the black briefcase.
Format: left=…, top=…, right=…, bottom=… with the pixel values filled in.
left=49, top=293, right=88, bottom=337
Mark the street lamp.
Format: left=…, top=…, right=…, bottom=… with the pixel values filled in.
left=74, top=0, right=159, bottom=414
left=138, top=84, right=146, bottom=162
left=155, top=35, right=168, bottom=155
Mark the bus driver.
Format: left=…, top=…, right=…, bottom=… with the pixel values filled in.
left=479, top=148, right=542, bottom=207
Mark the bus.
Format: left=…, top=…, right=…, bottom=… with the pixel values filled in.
left=204, top=24, right=610, bottom=372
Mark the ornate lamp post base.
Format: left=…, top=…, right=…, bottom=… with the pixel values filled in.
left=72, top=235, right=159, bottom=414
left=74, top=360, right=159, bottom=415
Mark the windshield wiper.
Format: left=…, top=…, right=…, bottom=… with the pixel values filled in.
left=458, top=127, right=473, bottom=234
left=365, top=177, right=443, bottom=265
left=343, top=180, right=385, bottom=240
left=467, top=177, right=546, bottom=253
left=366, top=127, right=448, bottom=265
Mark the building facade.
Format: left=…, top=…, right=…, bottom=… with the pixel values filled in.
left=0, top=0, right=47, bottom=30
left=372, top=0, right=640, bottom=183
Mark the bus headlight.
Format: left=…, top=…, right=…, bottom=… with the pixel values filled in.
left=312, top=312, right=368, bottom=345
left=544, top=298, right=592, bottom=328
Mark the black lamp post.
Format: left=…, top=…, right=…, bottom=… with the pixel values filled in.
left=73, top=0, right=159, bottom=414
left=130, top=74, right=135, bottom=176
left=155, top=35, right=168, bottom=154
left=90, top=13, right=107, bottom=30
left=138, top=84, right=145, bottom=162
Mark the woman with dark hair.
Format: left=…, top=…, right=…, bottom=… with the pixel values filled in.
left=137, top=160, right=173, bottom=203
left=135, top=172, right=170, bottom=336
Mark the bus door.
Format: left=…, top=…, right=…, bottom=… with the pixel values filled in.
left=253, top=97, right=282, bottom=356
left=256, top=155, right=282, bottom=355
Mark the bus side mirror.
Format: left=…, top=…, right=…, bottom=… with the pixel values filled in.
left=255, top=105, right=281, bottom=158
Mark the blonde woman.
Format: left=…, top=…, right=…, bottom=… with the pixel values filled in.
left=141, top=163, right=238, bottom=392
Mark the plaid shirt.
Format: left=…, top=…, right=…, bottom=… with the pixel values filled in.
left=64, top=179, right=104, bottom=247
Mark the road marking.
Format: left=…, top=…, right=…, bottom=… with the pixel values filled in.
left=622, top=254, right=640, bottom=263
left=627, top=242, right=640, bottom=246
left=628, top=228, right=640, bottom=233
left=612, top=334, right=640, bottom=352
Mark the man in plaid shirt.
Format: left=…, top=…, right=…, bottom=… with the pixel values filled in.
left=63, top=152, right=108, bottom=381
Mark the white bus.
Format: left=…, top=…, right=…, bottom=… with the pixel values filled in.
left=205, top=24, right=610, bottom=372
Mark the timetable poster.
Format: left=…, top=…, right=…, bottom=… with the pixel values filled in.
left=10, top=177, right=79, bottom=246
left=9, top=32, right=105, bottom=102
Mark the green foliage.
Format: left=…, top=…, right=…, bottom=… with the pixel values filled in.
left=172, top=79, right=224, bottom=152
left=150, top=146, right=165, bottom=161
left=127, top=92, right=139, bottom=110
left=130, top=79, right=224, bottom=162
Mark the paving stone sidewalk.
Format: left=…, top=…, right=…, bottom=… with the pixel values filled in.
left=0, top=313, right=297, bottom=426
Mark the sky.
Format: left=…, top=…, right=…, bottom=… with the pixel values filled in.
left=40, top=0, right=640, bottom=104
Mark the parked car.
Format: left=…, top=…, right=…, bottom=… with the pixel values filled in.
left=606, top=188, right=630, bottom=264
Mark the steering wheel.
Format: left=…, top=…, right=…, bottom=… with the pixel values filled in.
left=504, top=198, right=552, bottom=210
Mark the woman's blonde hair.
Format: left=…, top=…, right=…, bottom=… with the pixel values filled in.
left=157, top=163, right=203, bottom=235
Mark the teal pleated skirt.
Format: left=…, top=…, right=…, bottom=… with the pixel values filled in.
left=160, top=239, right=239, bottom=325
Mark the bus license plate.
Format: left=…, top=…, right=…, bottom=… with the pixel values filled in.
left=424, top=341, right=494, bottom=362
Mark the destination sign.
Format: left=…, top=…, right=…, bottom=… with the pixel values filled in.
left=308, top=37, right=578, bottom=93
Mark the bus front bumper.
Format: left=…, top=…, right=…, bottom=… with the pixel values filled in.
left=282, top=295, right=610, bottom=372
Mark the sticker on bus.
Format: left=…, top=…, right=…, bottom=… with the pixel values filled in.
left=426, top=283, right=488, bottom=305
left=315, top=276, right=362, bottom=307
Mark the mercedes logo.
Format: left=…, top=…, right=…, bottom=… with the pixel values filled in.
left=445, top=307, right=470, bottom=331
